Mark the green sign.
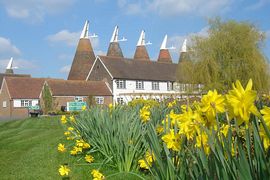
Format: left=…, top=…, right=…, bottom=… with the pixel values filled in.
left=67, top=102, right=87, bottom=111
left=28, top=105, right=40, bottom=110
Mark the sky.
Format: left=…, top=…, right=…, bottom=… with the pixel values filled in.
left=0, top=0, right=270, bottom=79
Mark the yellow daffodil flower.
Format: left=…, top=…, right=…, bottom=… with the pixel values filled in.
left=91, top=169, right=105, bottom=180
left=82, top=105, right=87, bottom=111
left=85, top=154, right=94, bottom=163
left=161, top=129, right=181, bottom=151
left=61, top=115, right=67, bottom=124
left=201, top=89, right=225, bottom=122
left=57, top=143, right=66, bottom=153
left=260, top=106, right=270, bottom=128
left=140, top=105, right=151, bottom=123
left=226, top=79, right=259, bottom=125
left=58, top=165, right=70, bottom=176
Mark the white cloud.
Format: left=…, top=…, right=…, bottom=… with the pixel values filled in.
left=59, top=64, right=71, bottom=74
left=1, top=0, right=75, bottom=22
left=47, top=30, right=100, bottom=49
left=0, top=37, right=21, bottom=57
left=118, top=0, right=233, bottom=16
left=246, top=0, right=270, bottom=10
left=47, top=30, right=80, bottom=46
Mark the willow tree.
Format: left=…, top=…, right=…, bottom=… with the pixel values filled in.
left=187, top=18, right=269, bottom=92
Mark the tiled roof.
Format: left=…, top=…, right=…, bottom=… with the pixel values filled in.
left=68, top=39, right=96, bottom=80
left=107, top=42, right=124, bottom=57
left=157, top=49, right=172, bottom=63
left=0, top=73, right=31, bottom=90
left=46, top=79, right=112, bottom=96
left=98, top=55, right=177, bottom=81
left=134, top=46, right=150, bottom=61
left=4, top=77, right=45, bottom=99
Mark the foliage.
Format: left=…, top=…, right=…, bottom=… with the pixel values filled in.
left=57, top=79, right=270, bottom=179
left=73, top=106, right=148, bottom=173
left=179, top=18, right=269, bottom=92
left=42, top=84, right=53, bottom=114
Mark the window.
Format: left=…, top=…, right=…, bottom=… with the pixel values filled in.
left=116, top=80, right=126, bottom=89
left=74, top=97, right=83, bottom=102
left=152, top=81, right=159, bottom=90
left=167, top=82, right=173, bottom=91
left=117, top=97, right=124, bottom=105
left=136, top=81, right=144, bottom=90
left=95, top=96, right=104, bottom=105
left=2, top=101, right=7, bottom=108
left=21, top=100, right=32, bottom=107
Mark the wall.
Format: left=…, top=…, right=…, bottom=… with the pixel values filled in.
left=0, top=81, right=11, bottom=120
left=53, top=96, right=112, bottom=111
left=87, top=58, right=113, bottom=88
left=112, top=80, right=202, bottom=104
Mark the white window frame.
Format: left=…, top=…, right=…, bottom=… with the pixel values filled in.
left=167, top=82, right=173, bottom=91
left=152, top=81, right=159, bottom=90
left=136, top=81, right=144, bottom=90
left=115, top=80, right=126, bottom=89
left=95, top=96, right=104, bottom=105
left=117, top=97, right=124, bottom=105
left=2, top=101, right=7, bottom=108
left=21, top=100, right=32, bottom=107
left=74, top=96, right=83, bottom=102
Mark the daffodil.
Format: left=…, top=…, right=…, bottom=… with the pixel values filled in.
left=195, top=132, right=210, bottom=155
left=61, top=115, right=67, bottom=124
left=201, top=89, right=225, bottom=122
left=70, top=116, right=76, bottom=123
left=68, top=127, right=74, bottom=131
left=220, top=124, right=230, bottom=137
left=57, top=143, right=66, bottom=153
left=85, top=154, right=94, bottom=163
left=140, top=105, right=151, bottom=123
left=58, top=165, right=70, bottom=176
left=178, top=108, right=201, bottom=140
left=64, top=131, right=70, bottom=136
left=226, top=79, right=259, bottom=125
left=168, top=100, right=176, bottom=108
left=138, top=151, right=155, bottom=169
left=162, top=129, right=181, bottom=151
left=260, top=106, right=270, bottom=128
left=82, top=105, right=87, bottom=111
left=91, top=169, right=105, bottom=180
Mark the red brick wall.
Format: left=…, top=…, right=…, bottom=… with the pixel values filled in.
left=0, top=81, right=11, bottom=120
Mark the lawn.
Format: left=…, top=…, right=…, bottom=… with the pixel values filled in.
left=0, top=117, right=145, bottom=180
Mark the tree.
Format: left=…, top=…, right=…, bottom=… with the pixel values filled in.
left=42, top=84, right=53, bottom=114
left=182, top=18, right=269, bottom=92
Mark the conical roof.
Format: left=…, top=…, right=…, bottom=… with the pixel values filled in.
left=157, top=35, right=172, bottom=63
left=68, top=21, right=96, bottom=80
left=5, top=57, right=14, bottom=74
left=106, top=26, right=124, bottom=57
left=134, top=30, right=150, bottom=61
left=178, top=39, right=189, bottom=63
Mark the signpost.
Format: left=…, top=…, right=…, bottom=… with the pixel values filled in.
left=67, top=102, right=87, bottom=111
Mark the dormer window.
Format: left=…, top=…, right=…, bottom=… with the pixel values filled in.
left=116, top=80, right=126, bottom=89
left=136, top=81, right=144, bottom=90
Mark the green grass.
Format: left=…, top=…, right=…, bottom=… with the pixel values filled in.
left=0, top=117, right=147, bottom=180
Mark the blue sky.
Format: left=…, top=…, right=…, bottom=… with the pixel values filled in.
left=0, top=0, right=270, bottom=79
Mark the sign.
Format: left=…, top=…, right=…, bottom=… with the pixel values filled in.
left=28, top=105, right=40, bottom=110
left=67, top=102, right=87, bottom=111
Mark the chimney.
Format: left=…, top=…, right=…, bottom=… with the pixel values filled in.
left=157, top=35, right=172, bottom=63
left=107, top=26, right=124, bottom=57
left=134, top=30, right=150, bottom=61
left=68, top=20, right=96, bottom=80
